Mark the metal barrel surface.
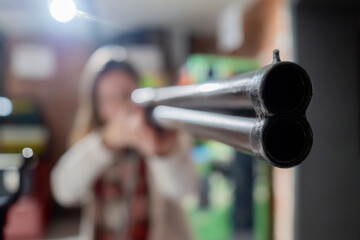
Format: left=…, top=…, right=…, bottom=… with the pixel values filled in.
left=132, top=61, right=312, bottom=116
left=152, top=106, right=312, bottom=168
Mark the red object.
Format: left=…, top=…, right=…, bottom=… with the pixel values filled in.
left=4, top=196, right=44, bottom=240
left=4, top=160, right=51, bottom=240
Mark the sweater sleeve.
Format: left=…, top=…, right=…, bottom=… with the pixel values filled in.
left=51, top=131, right=114, bottom=207
left=148, top=133, right=198, bottom=201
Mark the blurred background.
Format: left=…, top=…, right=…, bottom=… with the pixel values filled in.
left=0, top=0, right=359, bottom=239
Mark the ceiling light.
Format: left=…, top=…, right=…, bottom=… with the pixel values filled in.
left=49, top=0, right=77, bottom=23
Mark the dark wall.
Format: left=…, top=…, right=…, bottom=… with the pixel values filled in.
left=0, top=33, right=5, bottom=96
left=292, top=0, right=360, bottom=239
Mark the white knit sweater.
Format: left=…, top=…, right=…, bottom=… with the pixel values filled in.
left=51, top=131, right=198, bottom=240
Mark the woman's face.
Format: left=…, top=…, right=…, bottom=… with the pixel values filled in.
left=96, top=70, right=139, bottom=123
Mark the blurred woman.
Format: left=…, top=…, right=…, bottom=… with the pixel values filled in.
left=51, top=46, right=197, bottom=240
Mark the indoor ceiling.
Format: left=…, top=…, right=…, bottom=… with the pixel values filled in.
left=0, top=0, right=255, bottom=38
left=94, top=0, right=248, bottom=33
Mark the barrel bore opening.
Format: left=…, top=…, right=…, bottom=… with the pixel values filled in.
left=263, top=118, right=312, bottom=167
left=262, top=63, right=311, bottom=114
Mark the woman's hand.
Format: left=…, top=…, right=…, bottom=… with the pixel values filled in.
left=102, top=106, right=177, bottom=157
left=152, top=129, right=177, bottom=156
left=101, top=104, right=131, bottom=152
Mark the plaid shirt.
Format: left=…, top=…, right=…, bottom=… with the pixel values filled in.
left=94, top=150, right=149, bottom=240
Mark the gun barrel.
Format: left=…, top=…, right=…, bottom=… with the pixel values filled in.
left=132, top=50, right=313, bottom=168
left=153, top=106, right=312, bottom=168
left=132, top=61, right=312, bottom=116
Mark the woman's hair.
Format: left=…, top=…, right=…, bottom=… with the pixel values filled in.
left=69, top=46, right=139, bottom=146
